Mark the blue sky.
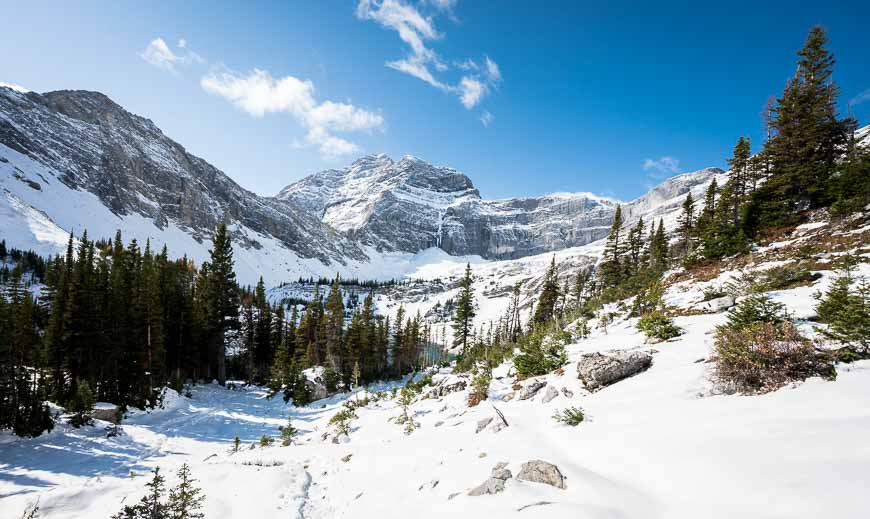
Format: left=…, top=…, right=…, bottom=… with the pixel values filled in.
left=2, top=1, right=869, bottom=200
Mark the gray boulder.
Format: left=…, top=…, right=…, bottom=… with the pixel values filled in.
left=518, top=379, right=547, bottom=400
left=516, top=460, right=566, bottom=489
left=468, top=462, right=513, bottom=496
left=577, top=350, right=653, bottom=391
left=541, top=386, right=559, bottom=404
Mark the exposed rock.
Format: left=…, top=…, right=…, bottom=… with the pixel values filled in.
left=516, top=460, right=566, bottom=489
left=518, top=379, right=547, bottom=400
left=468, top=462, right=513, bottom=496
left=561, top=387, right=574, bottom=398
left=476, top=417, right=494, bottom=433
left=577, top=350, right=653, bottom=391
left=92, top=403, right=121, bottom=424
left=306, top=379, right=330, bottom=402
left=541, top=386, right=559, bottom=404
left=341, top=454, right=352, bottom=463
left=426, top=379, right=467, bottom=399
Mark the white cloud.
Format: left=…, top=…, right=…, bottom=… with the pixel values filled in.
left=850, top=87, right=870, bottom=107
left=0, top=81, right=30, bottom=93
left=356, top=0, right=500, bottom=114
left=479, top=110, right=493, bottom=127
left=140, top=37, right=203, bottom=73
left=484, top=56, right=501, bottom=83
left=426, top=0, right=457, bottom=11
left=458, top=76, right=486, bottom=109
left=643, top=156, right=681, bottom=177
left=201, top=66, right=384, bottom=159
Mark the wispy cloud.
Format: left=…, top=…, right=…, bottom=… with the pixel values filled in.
left=642, top=156, right=681, bottom=178
left=479, top=110, right=493, bottom=127
left=140, top=37, right=203, bottom=73
left=850, top=87, right=870, bottom=107
left=356, top=0, right=500, bottom=116
left=201, top=66, right=384, bottom=159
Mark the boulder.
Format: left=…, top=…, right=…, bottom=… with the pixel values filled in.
left=541, top=386, right=559, bottom=404
left=93, top=403, right=121, bottom=424
left=517, top=379, right=547, bottom=400
left=577, top=350, right=652, bottom=391
left=516, top=460, right=566, bottom=489
left=561, top=387, right=574, bottom=398
left=306, top=379, right=329, bottom=401
left=468, top=462, right=513, bottom=496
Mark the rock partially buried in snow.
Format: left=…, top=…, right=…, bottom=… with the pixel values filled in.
left=476, top=417, right=494, bottom=433
left=426, top=378, right=467, bottom=399
left=92, top=402, right=121, bottom=423
left=541, top=386, right=559, bottom=404
left=694, top=295, right=735, bottom=313
left=516, top=460, right=566, bottom=489
left=577, top=350, right=653, bottom=391
left=518, top=379, right=547, bottom=400
left=468, top=462, right=513, bottom=496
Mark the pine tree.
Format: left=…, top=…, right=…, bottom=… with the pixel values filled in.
left=649, top=219, right=669, bottom=273
left=532, top=257, right=560, bottom=325
left=324, top=275, right=345, bottom=378
left=600, top=205, right=625, bottom=287
left=452, top=263, right=476, bottom=356
left=746, top=26, right=853, bottom=230
left=205, top=224, right=239, bottom=384
left=167, top=464, right=205, bottom=519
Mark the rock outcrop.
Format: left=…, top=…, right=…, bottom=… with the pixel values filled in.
left=516, top=460, right=566, bottom=489
left=577, top=350, right=653, bottom=391
left=468, top=462, right=513, bottom=496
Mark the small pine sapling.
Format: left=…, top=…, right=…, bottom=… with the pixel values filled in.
left=552, top=406, right=585, bottom=426
left=279, top=417, right=297, bottom=446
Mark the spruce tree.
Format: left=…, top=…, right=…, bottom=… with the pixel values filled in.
left=205, top=223, right=239, bottom=384
left=600, top=205, right=625, bottom=288
left=532, top=257, right=560, bottom=325
left=452, top=263, right=476, bottom=356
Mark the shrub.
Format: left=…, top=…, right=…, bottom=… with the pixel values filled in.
left=755, top=263, right=819, bottom=291
left=68, top=381, right=95, bottom=428
left=513, top=329, right=569, bottom=380
left=552, top=406, right=584, bottom=426
left=328, top=408, right=356, bottom=437
left=713, top=321, right=835, bottom=394
left=396, top=386, right=416, bottom=434
left=636, top=311, right=682, bottom=341
left=259, top=435, right=274, bottom=447
left=815, top=269, right=870, bottom=352
left=720, top=294, right=786, bottom=332
left=467, top=364, right=491, bottom=407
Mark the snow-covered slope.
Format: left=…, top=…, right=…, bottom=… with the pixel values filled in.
left=279, top=153, right=721, bottom=259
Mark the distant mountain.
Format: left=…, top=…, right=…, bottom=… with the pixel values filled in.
left=279, top=154, right=721, bottom=259
left=0, top=84, right=723, bottom=285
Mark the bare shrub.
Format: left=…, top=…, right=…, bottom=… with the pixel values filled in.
left=713, top=322, right=834, bottom=394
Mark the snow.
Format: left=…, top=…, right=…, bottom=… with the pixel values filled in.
left=5, top=253, right=870, bottom=518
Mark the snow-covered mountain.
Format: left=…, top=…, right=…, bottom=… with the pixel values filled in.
left=279, top=154, right=722, bottom=259
left=0, top=86, right=367, bottom=285
left=1, top=84, right=720, bottom=286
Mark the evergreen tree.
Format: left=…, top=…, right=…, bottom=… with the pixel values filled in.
left=532, top=257, right=560, bottom=325
left=746, top=26, right=854, bottom=230
left=600, top=205, right=625, bottom=287
left=204, top=223, right=239, bottom=384
left=167, top=464, right=205, bottom=519
left=452, top=263, right=476, bottom=356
